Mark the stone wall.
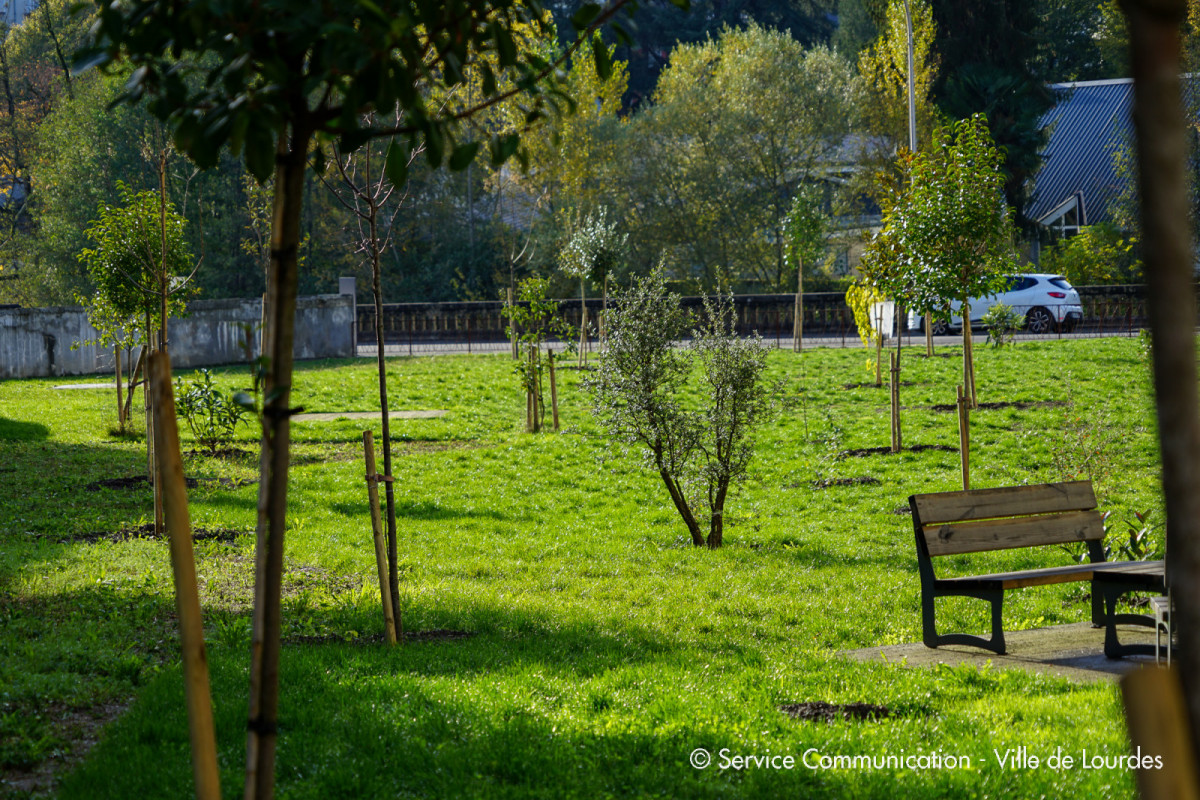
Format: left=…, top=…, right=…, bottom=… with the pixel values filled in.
left=0, top=294, right=355, bottom=379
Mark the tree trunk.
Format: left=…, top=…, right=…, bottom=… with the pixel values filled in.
left=1122, top=0, right=1200, bottom=763
left=707, top=479, right=729, bottom=549
left=961, top=305, right=976, bottom=409
left=115, top=346, right=125, bottom=432
left=245, top=118, right=309, bottom=800
left=793, top=258, right=803, bottom=353
left=369, top=204, right=401, bottom=635
left=659, top=466, right=703, bottom=545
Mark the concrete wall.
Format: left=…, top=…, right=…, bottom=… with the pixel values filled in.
left=0, top=294, right=355, bottom=379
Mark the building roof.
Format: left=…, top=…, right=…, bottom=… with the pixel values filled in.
left=1026, top=78, right=1134, bottom=228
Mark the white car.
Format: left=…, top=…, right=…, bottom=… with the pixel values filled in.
left=906, top=273, right=1083, bottom=335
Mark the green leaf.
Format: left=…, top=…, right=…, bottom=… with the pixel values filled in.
left=592, top=37, right=612, bottom=81
left=244, top=123, right=276, bottom=183
left=489, top=132, right=521, bottom=165
left=448, top=141, right=480, bottom=171
left=571, top=3, right=602, bottom=30
left=423, top=125, right=444, bottom=168
left=232, top=392, right=256, bottom=410
left=385, top=140, right=411, bottom=186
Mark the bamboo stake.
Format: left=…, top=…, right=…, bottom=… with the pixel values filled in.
left=361, top=430, right=398, bottom=645
left=1121, top=667, right=1200, bottom=800
left=148, top=352, right=221, bottom=800
left=957, top=384, right=970, bottom=490
left=579, top=302, right=588, bottom=367
left=548, top=349, right=560, bottom=432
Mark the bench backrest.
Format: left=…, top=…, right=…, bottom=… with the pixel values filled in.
left=910, top=481, right=1104, bottom=558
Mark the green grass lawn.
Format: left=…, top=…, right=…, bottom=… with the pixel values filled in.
left=0, top=337, right=1164, bottom=798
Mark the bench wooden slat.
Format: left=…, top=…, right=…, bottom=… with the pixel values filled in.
left=912, top=481, right=1096, bottom=525
left=922, top=509, right=1103, bottom=556
left=937, top=560, right=1163, bottom=590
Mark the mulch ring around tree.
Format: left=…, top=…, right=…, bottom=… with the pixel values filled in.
left=809, top=477, right=882, bottom=489
left=928, top=400, right=1066, bottom=412
left=837, top=444, right=959, bottom=459
left=85, top=475, right=256, bottom=491
left=779, top=702, right=892, bottom=722
left=59, top=523, right=248, bottom=545
left=284, top=629, right=476, bottom=646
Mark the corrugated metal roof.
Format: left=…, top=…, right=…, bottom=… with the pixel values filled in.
left=1026, top=79, right=1133, bottom=226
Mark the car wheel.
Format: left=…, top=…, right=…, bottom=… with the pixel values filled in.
left=1061, top=318, right=1078, bottom=334
left=1025, top=306, right=1056, bottom=335
left=926, top=318, right=949, bottom=336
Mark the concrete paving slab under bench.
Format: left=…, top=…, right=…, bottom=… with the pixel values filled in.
left=842, top=622, right=1162, bottom=683
left=291, top=410, right=447, bottom=421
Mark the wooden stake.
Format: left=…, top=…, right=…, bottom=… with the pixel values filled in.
left=548, top=349, right=560, bottom=432
left=1121, top=667, right=1200, bottom=800
left=362, top=430, right=398, bottom=645
left=957, top=384, right=970, bottom=490
left=147, top=352, right=221, bottom=800
left=925, top=312, right=933, bottom=356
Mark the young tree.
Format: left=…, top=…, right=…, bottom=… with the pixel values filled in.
left=559, top=206, right=627, bottom=358
left=586, top=270, right=775, bottom=548
left=80, top=1, right=656, bottom=795
left=316, top=117, right=416, bottom=636
left=878, top=115, right=1017, bottom=407
left=780, top=187, right=827, bottom=351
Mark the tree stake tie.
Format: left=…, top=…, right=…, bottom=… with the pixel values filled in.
left=365, top=473, right=394, bottom=484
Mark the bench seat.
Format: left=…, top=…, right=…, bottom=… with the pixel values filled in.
left=935, top=559, right=1164, bottom=591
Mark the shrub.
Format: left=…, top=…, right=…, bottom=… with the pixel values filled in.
left=174, top=369, right=250, bottom=455
left=982, top=302, right=1024, bottom=348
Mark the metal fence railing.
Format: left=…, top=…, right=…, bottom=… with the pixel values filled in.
left=355, top=285, right=1157, bottom=354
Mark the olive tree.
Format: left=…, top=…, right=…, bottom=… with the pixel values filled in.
left=586, top=271, right=775, bottom=548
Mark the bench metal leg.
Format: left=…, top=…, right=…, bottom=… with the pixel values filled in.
left=922, top=588, right=1006, bottom=655
left=1097, top=580, right=1158, bottom=659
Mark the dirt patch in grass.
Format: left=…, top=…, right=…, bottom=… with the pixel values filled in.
left=838, top=444, right=959, bottom=458
left=928, top=400, right=1066, bottom=412
left=291, top=439, right=488, bottom=466
left=283, top=629, right=475, bottom=646
left=779, top=701, right=892, bottom=722
left=0, top=700, right=132, bottom=799
left=60, top=523, right=249, bottom=545
left=842, top=381, right=919, bottom=390
left=184, top=447, right=256, bottom=460
left=808, top=477, right=882, bottom=489
left=892, top=506, right=913, bottom=515
left=84, top=475, right=256, bottom=492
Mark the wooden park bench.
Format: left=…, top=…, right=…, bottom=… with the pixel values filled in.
left=909, top=480, right=1166, bottom=658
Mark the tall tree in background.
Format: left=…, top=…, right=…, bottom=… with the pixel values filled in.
left=857, top=0, right=939, bottom=148
left=81, top=1, right=653, bottom=796
left=617, top=25, right=861, bottom=291
left=928, top=0, right=1053, bottom=223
